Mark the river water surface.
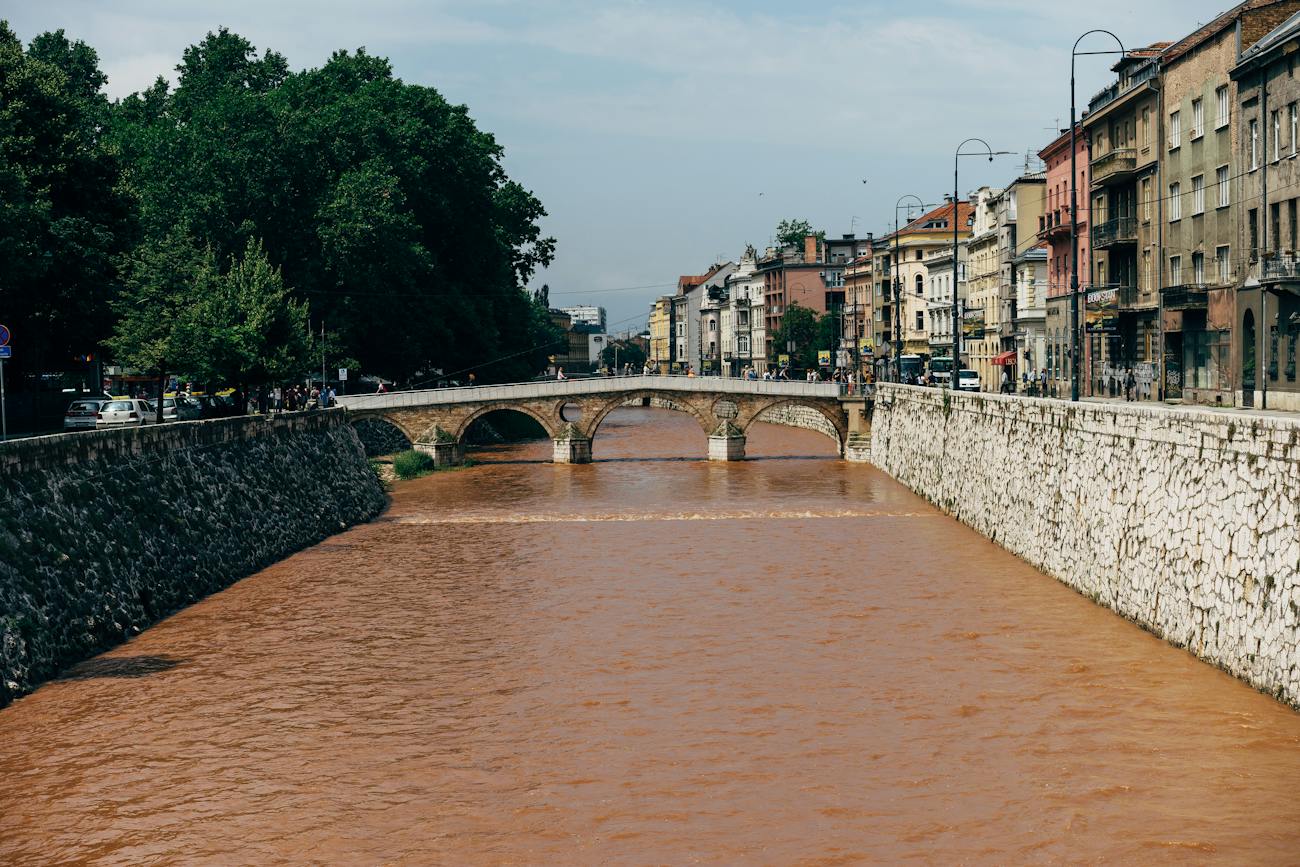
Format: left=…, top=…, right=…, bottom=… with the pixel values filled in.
left=5, top=407, right=1300, bottom=864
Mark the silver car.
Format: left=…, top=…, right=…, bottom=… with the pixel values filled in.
left=96, top=399, right=155, bottom=427
left=147, top=397, right=202, bottom=422
left=63, top=398, right=109, bottom=431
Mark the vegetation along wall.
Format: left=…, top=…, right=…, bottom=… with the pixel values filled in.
left=870, top=384, right=1300, bottom=706
left=0, top=411, right=386, bottom=708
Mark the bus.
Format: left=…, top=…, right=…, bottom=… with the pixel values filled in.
left=929, top=357, right=954, bottom=387
left=899, top=354, right=923, bottom=383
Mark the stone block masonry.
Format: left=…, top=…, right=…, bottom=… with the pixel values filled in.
left=870, top=384, right=1300, bottom=707
left=0, top=411, right=387, bottom=708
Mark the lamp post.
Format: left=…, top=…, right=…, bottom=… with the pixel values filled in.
left=953, top=139, right=1013, bottom=382
left=893, top=194, right=927, bottom=381
left=1070, top=30, right=1127, bottom=401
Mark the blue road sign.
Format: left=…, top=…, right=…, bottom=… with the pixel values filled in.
left=0, top=346, right=11, bottom=358
left=0, top=324, right=9, bottom=346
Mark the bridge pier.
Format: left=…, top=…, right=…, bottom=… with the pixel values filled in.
left=707, top=421, right=746, bottom=461
left=415, top=440, right=465, bottom=468
left=553, top=424, right=592, bottom=464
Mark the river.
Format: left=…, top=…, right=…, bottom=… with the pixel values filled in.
left=4, top=406, right=1300, bottom=864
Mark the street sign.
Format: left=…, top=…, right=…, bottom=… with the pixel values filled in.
left=0, top=346, right=11, bottom=358
left=0, top=324, right=9, bottom=346
left=338, top=368, right=348, bottom=381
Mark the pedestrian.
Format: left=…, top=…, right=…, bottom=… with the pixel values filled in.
left=376, top=381, right=388, bottom=394
left=1125, top=368, right=1136, bottom=402
left=557, top=367, right=566, bottom=381
left=327, top=385, right=337, bottom=407
left=468, top=372, right=476, bottom=387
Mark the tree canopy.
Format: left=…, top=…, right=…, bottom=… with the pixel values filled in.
left=2, top=21, right=560, bottom=401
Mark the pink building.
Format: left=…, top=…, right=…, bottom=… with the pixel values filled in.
left=1038, top=125, right=1091, bottom=394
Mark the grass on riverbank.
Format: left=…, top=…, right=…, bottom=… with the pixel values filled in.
left=378, top=449, right=476, bottom=483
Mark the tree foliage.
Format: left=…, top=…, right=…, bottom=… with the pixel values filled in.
left=775, top=218, right=824, bottom=250
left=0, top=23, right=133, bottom=380
left=107, top=29, right=558, bottom=386
left=601, top=339, right=647, bottom=370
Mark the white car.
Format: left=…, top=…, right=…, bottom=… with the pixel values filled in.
left=147, top=396, right=203, bottom=422
left=957, top=370, right=981, bottom=392
left=63, top=398, right=109, bottom=431
left=96, top=399, right=155, bottom=428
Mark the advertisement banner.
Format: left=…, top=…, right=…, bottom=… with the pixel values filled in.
left=859, top=338, right=873, bottom=355
left=777, top=353, right=790, bottom=366
left=962, top=307, right=986, bottom=339
left=817, top=350, right=831, bottom=367
left=1085, top=288, right=1119, bottom=334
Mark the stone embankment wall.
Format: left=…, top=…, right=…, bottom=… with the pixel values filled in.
left=871, top=384, right=1300, bottom=706
left=0, top=411, right=386, bottom=708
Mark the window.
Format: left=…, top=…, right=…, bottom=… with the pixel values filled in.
left=1249, top=208, right=1259, bottom=257
left=1216, top=245, right=1230, bottom=282
left=1192, top=98, right=1204, bottom=139
left=1216, top=85, right=1230, bottom=129
left=1272, top=202, right=1282, bottom=253
left=1169, top=110, right=1181, bottom=149
left=1292, top=103, right=1299, bottom=156
left=1192, top=175, right=1205, bottom=215
left=1251, top=119, right=1260, bottom=169
left=1291, top=199, right=1298, bottom=251
left=1142, top=178, right=1152, bottom=221
left=1170, top=255, right=1182, bottom=285
left=915, top=250, right=923, bottom=261
left=915, top=310, right=924, bottom=331
left=1169, top=182, right=1182, bottom=221
left=1274, top=110, right=1283, bottom=161
left=1217, top=165, right=1230, bottom=207
left=1193, top=252, right=1204, bottom=283
left=915, top=274, right=923, bottom=295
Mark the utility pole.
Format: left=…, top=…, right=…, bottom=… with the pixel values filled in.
left=321, top=319, right=326, bottom=401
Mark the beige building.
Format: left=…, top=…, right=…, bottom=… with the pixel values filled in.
left=965, top=187, right=1003, bottom=388
left=647, top=296, right=673, bottom=371
left=889, top=201, right=976, bottom=363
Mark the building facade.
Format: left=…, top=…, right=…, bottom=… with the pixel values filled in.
left=1039, top=125, right=1092, bottom=397
left=1232, top=6, right=1300, bottom=410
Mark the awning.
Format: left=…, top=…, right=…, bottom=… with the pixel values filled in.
left=992, top=351, right=1017, bottom=366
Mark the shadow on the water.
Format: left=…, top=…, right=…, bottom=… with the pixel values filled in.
left=58, top=655, right=184, bottom=681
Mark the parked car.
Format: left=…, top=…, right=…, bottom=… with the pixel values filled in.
left=957, top=369, right=981, bottom=392
left=96, top=399, right=155, bottom=427
left=190, top=394, right=235, bottom=418
left=146, top=396, right=203, bottom=422
left=63, top=398, right=110, bottom=431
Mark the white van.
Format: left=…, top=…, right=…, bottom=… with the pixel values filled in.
left=957, top=369, right=980, bottom=392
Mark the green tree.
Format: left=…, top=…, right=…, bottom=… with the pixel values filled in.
left=179, top=238, right=310, bottom=392
left=774, top=218, right=825, bottom=250
left=601, top=339, right=646, bottom=371
left=108, top=31, right=557, bottom=387
left=0, top=23, right=133, bottom=387
left=104, top=229, right=207, bottom=421
left=769, top=303, right=820, bottom=369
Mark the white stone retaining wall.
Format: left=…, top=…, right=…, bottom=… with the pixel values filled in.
left=754, top=404, right=840, bottom=443
left=871, top=384, right=1300, bottom=706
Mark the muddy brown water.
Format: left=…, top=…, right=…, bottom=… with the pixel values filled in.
left=4, top=406, right=1300, bottom=864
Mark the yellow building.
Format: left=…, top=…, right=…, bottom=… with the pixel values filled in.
left=888, top=201, right=975, bottom=361
left=965, top=187, right=1002, bottom=388
left=647, top=296, right=673, bottom=371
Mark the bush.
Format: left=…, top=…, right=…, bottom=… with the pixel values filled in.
left=392, top=449, right=434, bottom=480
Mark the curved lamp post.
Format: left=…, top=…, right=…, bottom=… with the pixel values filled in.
left=1070, top=30, right=1126, bottom=401
left=953, top=139, right=1013, bottom=382
left=894, top=193, right=928, bottom=381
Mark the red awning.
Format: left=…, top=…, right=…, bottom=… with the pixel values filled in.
left=992, top=351, right=1017, bottom=365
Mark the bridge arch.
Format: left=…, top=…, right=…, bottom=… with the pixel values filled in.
left=351, top=416, right=415, bottom=456
left=583, top=390, right=715, bottom=441
left=742, top=398, right=847, bottom=452
left=447, top=402, right=560, bottom=443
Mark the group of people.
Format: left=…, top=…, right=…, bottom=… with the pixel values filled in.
left=270, top=384, right=336, bottom=412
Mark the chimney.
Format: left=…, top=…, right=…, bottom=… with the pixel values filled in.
left=804, top=234, right=818, bottom=264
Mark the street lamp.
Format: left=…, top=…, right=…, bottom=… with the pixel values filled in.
left=953, top=139, right=1013, bottom=382
left=1070, top=30, right=1126, bottom=401
left=894, top=194, right=928, bottom=382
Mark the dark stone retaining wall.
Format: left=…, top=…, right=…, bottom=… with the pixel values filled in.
left=0, top=410, right=387, bottom=708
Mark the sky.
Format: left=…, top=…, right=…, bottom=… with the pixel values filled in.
left=10, top=0, right=1236, bottom=333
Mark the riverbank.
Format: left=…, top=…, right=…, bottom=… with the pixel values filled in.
left=0, top=411, right=386, bottom=707
left=870, top=384, right=1300, bottom=708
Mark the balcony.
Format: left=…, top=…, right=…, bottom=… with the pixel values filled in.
left=1117, top=284, right=1140, bottom=308
left=1090, top=148, right=1138, bottom=185
left=1262, top=254, right=1300, bottom=283
left=1038, top=207, right=1070, bottom=241
left=1091, top=215, right=1138, bottom=249
left=1161, top=283, right=1209, bottom=310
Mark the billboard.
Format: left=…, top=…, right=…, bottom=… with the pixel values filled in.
left=962, top=307, right=986, bottom=339
left=817, top=350, right=831, bottom=367
left=777, top=353, right=790, bottom=366
left=859, top=338, right=873, bottom=356
left=1085, top=288, right=1119, bottom=334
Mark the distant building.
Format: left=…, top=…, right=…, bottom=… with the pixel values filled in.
left=561, top=305, right=607, bottom=331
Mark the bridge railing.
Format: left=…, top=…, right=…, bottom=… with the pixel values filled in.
left=336, top=375, right=845, bottom=411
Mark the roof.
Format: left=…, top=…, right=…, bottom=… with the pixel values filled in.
left=1166, top=0, right=1299, bottom=65
left=1239, top=6, right=1300, bottom=66
left=897, top=201, right=974, bottom=236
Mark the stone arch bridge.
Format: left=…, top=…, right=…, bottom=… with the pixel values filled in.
left=337, top=376, right=871, bottom=463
